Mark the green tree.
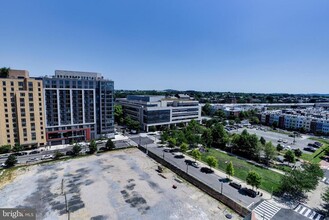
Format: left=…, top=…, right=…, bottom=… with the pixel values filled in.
left=260, top=137, right=266, bottom=145
left=276, top=144, right=283, bottom=152
left=191, top=149, right=201, bottom=162
left=246, top=171, right=262, bottom=190
left=106, top=139, right=115, bottom=150
left=214, top=110, right=226, bottom=119
left=202, top=103, right=212, bottom=116
left=201, top=128, right=212, bottom=147
left=0, top=67, right=10, bottom=78
left=211, top=123, right=228, bottom=148
left=54, top=150, right=64, bottom=160
left=72, top=143, right=82, bottom=156
left=160, top=131, right=169, bottom=144
left=284, top=150, right=296, bottom=165
left=114, top=104, right=124, bottom=124
left=250, top=116, right=260, bottom=124
left=0, top=145, right=11, bottom=154
left=232, top=130, right=261, bottom=160
left=206, top=156, right=218, bottom=170
left=264, top=142, right=276, bottom=164
left=12, top=144, right=23, bottom=152
left=277, top=163, right=323, bottom=202
left=180, top=142, right=188, bottom=153
left=88, top=140, right=97, bottom=154
left=167, top=137, right=177, bottom=148
left=5, top=154, right=17, bottom=167
left=294, top=149, right=302, bottom=157
left=322, top=187, right=329, bottom=216
left=226, top=161, right=234, bottom=180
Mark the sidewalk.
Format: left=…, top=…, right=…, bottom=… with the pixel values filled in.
left=182, top=153, right=272, bottom=201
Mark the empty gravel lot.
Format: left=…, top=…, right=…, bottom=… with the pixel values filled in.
left=0, top=148, right=240, bottom=220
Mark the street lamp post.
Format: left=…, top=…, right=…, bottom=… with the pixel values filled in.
left=186, top=164, right=189, bottom=174
left=221, top=182, right=223, bottom=194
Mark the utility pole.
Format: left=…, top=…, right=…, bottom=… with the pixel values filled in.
left=61, top=179, right=64, bottom=195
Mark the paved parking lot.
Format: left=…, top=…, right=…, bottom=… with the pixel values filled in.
left=0, top=149, right=241, bottom=220
left=230, top=128, right=314, bottom=153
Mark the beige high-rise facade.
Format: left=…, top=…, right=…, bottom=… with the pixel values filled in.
left=0, top=69, right=46, bottom=149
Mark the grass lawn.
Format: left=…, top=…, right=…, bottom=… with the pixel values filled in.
left=198, top=148, right=283, bottom=193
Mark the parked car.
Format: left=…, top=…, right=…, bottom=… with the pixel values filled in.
left=173, top=153, right=184, bottom=159
left=29, top=150, right=40, bottom=155
left=41, top=154, right=53, bottom=160
left=191, top=162, right=199, bottom=168
left=314, top=142, right=323, bottom=147
left=200, top=167, right=214, bottom=174
left=304, top=147, right=316, bottom=152
left=66, top=151, right=74, bottom=156
left=229, top=182, right=242, bottom=190
left=169, top=148, right=180, bottom=153
left=243, top=188, right=257, bottom=198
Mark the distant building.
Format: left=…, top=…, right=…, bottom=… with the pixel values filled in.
left=43, top=70, right=114, bottom=146
left=0, top=70, right=46, bottom=148
left=117, top=95, right=201, bottom=131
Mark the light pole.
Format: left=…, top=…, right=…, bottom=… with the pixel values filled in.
left=220, top=182, right=223, bottom=194
left=186, top=164, right=189, bottom=174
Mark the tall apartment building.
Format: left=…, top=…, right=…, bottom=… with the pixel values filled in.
left=43, top=70, right=114, bottom=146
left=0, top=70, right=46, bottom=148
left=117, top=95, right=201, bottom=131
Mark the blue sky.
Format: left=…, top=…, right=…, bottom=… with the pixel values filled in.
left=0, top=0, right=328, bottom=93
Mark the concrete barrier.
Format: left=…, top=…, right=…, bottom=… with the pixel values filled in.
left=139, top=146, right=251, bottom=217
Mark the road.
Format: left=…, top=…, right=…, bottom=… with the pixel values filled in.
left=0, top=140, right=134, bottom=166
left=129, top=136, right=262, bottom=208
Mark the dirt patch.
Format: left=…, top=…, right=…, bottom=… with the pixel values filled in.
left=0, top=168, right=25, bottom=190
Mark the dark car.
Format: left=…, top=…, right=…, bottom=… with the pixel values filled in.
left=13, top=152, right=23, bottom=156
left=174, top=153, right=185, bottom=159
left=29, top=150, right=40, bottom=155
left=229, top=182, right=242, bottom=190
left=65, top=151, right=74, bottom=156
left=99, top=147, right=107, bottom=151
left=308, top=143, right=315, bottom=147
left=304, top=147, right=316, bottom=152
left=244, top=188, right=257, bottom=198
left=185, top=159, right=193, bottom=165
left=314, top=142, right=323, bottom=147
left=169, top=148, right=180, bottom=153
left=200, top=167, right=214, bottom=174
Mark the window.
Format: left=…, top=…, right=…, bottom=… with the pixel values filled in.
left=10, top=82, right=14, bottom=86
left=2, top=81, right=5, bottom=86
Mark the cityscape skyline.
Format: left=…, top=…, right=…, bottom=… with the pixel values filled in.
left=1, top=1, right=328, bottom=93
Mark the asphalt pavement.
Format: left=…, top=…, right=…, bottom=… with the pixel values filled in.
left=130, top=135, right=262, bottom=208
left=230, top=128, right=314, bottom=154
